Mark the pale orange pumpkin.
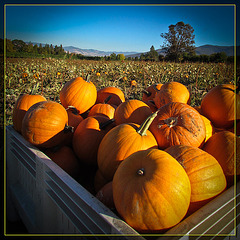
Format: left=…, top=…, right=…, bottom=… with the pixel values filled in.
left=60, top=77, right=97, bottom=114
left=165, top=145, right=226, bottom=204
left=201, top=84, right=240, bottom=129
left=114, top=99, right=152, bottom=125
left=96, top=86, right=125, bottom=106
left=22, top=101, right=72, bottom=148
left=97, top=111, right=159, bottom=181
left=12, top=93, right=46, bottom=133
left=112, top=148, right=191, bottom=232
left=153, top=81, right=190, bottom=109
left=203, top=131, right=240, bottom=186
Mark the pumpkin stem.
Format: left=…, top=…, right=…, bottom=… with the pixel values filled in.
left=164, top=117, right=178, bottom=128
left=137, top=110, right=159, bottom=136
left=99, top=118, right=115, bottom=130
left=66, top=106, right=80, bottom=115
left=64, top=124, right=74, bottom=133
left=137, top=168, right=145, bottom=176
left=30, top=82, right=40, bottom=95
left=104, top=95, right=112, bottom=104
left=152, top=84, right=161, bottom=92
left=86, top=74, right=91, bottom=83
left=142, top=90, right=151, bottom=97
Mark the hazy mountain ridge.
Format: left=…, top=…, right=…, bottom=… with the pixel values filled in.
left=63, top=46, right=138, bottom=57
left=26, top=41, right=238, bottom=57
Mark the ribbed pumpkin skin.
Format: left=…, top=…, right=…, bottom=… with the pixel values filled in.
left=165, top=145, right=226, bottom=203
left=96, top=86, right=125, bottom=106
left=114, top=99, right=152, bottom=125
left=60, top=77, right=97, bottom=114
left=22, top=101, right=69, bottom=148
left=203, top=131, right=240, bottom=182
left=73, top=116, right=116, bottom=166
left=88, top=103, right=115, bottom=119
left=149, top=102, right=206, bottom=149
left=112, top=149, right=191, bottom=232
left=153, top=82, right=190, bottom=109
left=12, top=94, right=46, bottom=133
left=142, top=83, right=163, bottom=102
left=97, top=123, right=158, bottom=181
left=201, top=84, right=240, bottom=128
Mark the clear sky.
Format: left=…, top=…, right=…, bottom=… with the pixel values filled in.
left=5, top=4, right=236, bottom=52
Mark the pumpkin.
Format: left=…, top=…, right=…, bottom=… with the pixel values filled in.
left=88, top=96, right=116, bottom=119
left=97, top=111, right=159, bottom=181
left=201, top=115, right=214, bottom=142
left=142, top=83, right=163, bottom=102
left=22, top=101, right=72, bottom=148
left=60, top=76, right=97, bottom=114
left=143, top=100, right=158, bottom=113
left=149, top=102, right=206, bottom=149
left=94, top=169, right=109, bottom=193
left=96, top=181, right=115, bottom=210
left=12, top=93, right=46, bottom=133
left=44, top=145, right=81, bottom=178
left=201, top=84, right=240, bottom=128
left=73, top=116, right=116, bottom=166
left=203, top=131, right=240, bottom=186
left=165, top=145, right=226, bottom=204
left=64, top=106, right=83, bottom=146
left=112, top=148, right=191, bottom=232
left=96, top=86, right=125, bottom=106
left=153, top=81, right=190, bottom=109
left=114, top=99, right=152, bottom=125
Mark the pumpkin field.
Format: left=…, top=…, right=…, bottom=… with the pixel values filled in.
left=5, top=57, right=240, bottom=234
left=5, top=57, right=236, bottom=126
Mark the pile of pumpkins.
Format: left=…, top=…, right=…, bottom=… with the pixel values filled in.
left=12, top=76, right=239, bottom=233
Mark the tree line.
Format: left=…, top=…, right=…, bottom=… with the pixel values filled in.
left=1, top=21, right=235, bottom=64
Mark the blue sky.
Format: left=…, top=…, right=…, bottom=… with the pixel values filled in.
left=5, top=4, right=236, bottom=52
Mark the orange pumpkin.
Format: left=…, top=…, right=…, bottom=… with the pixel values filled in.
left=201, top=84, right=240, bottom=128
left=73, top=116, right=116, bottom=166
left=64, top=106, right=83, bottom=146
left=22, top=101, right=72, bottom=148
left=94, top=169, right=109, bottom=193
left=153, top=81, right=190, bottom=109
left=203, top=131, right=240, bottom=186
left=96, top=181, right=115, bottom=210
left=114, top=99, right=152, bottom=125
left=88, top=96, right=116, bottom=119
left=142, top=83, right=163, bottom=102
left=44, top=145, right=81, bottom=178
left=143, top=100, right=158, bottom=113
left=165, top=145, right=226, bottom=204
left=201, top=115, right=214, bottom=142
left=149, top=102, right=206, bottom=149
left=96, top=86, right=125, bottom=106
left=12, top=94, right=46, bottom=133
left=60, top=77, right=97, bottom=114
left=97, top=111, right=159, bottom=181
left=112, top=148, right=191, bottom=232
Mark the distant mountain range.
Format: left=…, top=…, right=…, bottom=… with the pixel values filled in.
left=64, top=44, right=238, bottom=57
left=27, top=41, right=238, bottom=57
left=63, top=46, right=138, bottom=57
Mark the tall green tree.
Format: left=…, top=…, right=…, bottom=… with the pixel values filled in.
left=161, top=21, right=196, bottom=61
left=147, top=45, right=159, bottom=61
left=117, top=53, right=125, bottom=61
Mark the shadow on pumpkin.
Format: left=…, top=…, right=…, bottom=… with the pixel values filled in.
left=116, top=106, right=152, bottom=125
